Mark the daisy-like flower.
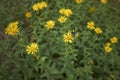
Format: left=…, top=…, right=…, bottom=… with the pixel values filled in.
left=59, top=8, right=73, bottom=17
left=94, top=27, right=102, bottom=34
left=5, top=21, right=19, bottom=36
left=25, top=11, right=32, bottom=18
left=45, top=20, right=55, bottom=30
left=105, top=46, right=112, bottom=53
left=63, top=31, right=74, bottom=43
left=88, top=6, right=95, bottom=13
left=100, top=0, right=108, bottom=4
left=110, top=36, right=118, bottom=43
left=32, top=3, right=40, bottom=11
left=40, top=2, right=47, bottom=7
left=59, top=8, right=66, bottom=14
left=87, top=21, right=95, bottom=30
left=75, top=0, right=83, bottom=4
left=58, top=16, right=67, bottom=23
left=32, top=1, right=47, bottom=11
left=38, top=1, right=47, bottom=10
left=26, top=43, right=39, bottom=55
left=105, top=42, right=111, bottom=47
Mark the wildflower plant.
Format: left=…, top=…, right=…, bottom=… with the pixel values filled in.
left=1, top=0, right=120, bottom=80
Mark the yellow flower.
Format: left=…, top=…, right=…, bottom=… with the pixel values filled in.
left=105, top=42, right=111, bottom=47
left=105, top=46, right=112, bottom=53
left=94, top=27, right=102, bottom=34
left=100, top=0, right=108, bottom=4
left=64, top=9, right=73, bottom=17
left=63, top=32, right=74, bottom=43
left=59, top=8, right=73, bottom=17
left=87, top=21, right=95, bottom=30
left=59, top=8, right=66, bottom=14
left=58, top=16, right=67, bottom=23
left=26, top=43, right=39, bottom=55
left=88, top=6, right=95, bottom=13
left=40, top=1, right=47, bottom=8
left=75, top=0, right=83, bottom=4
left=5, top=21, right=19, bottom=36
left=45, top=20, right=55, bottom=30
left=118, top=0, right=120, bottom=2
left=38, top=1, right=47, bottom=10
left=110, top=37, right=118, bottom=43
left=32, top=3, right=40, bottom=11
left=25, top=11, right=32, bottom=18
left=32, top=1, right=47, bottom=11
left=89, top=59, right=94, bottom=64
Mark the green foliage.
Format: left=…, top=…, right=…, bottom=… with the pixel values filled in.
left=0, top=0, right=120, bottom=80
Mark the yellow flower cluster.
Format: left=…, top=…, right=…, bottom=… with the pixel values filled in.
left=75, top=0, right=83, bottom=4
left=5, top=0, right=118, bottom=56
left=5, top=21, right=19, bottom=36
left=105, top=42, right=112, bottom=53
left=59, top=8, right=73, bottom=17
left=58, top=8, right=72, bottom=23
left=32, top=1, right=47, bottom=11
left=25, top=11, right=32, bottom=18
left=45, top=20, right=55, bottom=30
left=104, top=36, right=118, bottom=53
left=26, top=43, right=39, bottom=55
left=58, top=16, right=67, bottom=23
left=87, top=21, right=102, bottom=34
left=100, top=0, right=108, bottom=4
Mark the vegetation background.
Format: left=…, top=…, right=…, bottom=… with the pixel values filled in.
left=0, top=0, right=120, bottom=80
